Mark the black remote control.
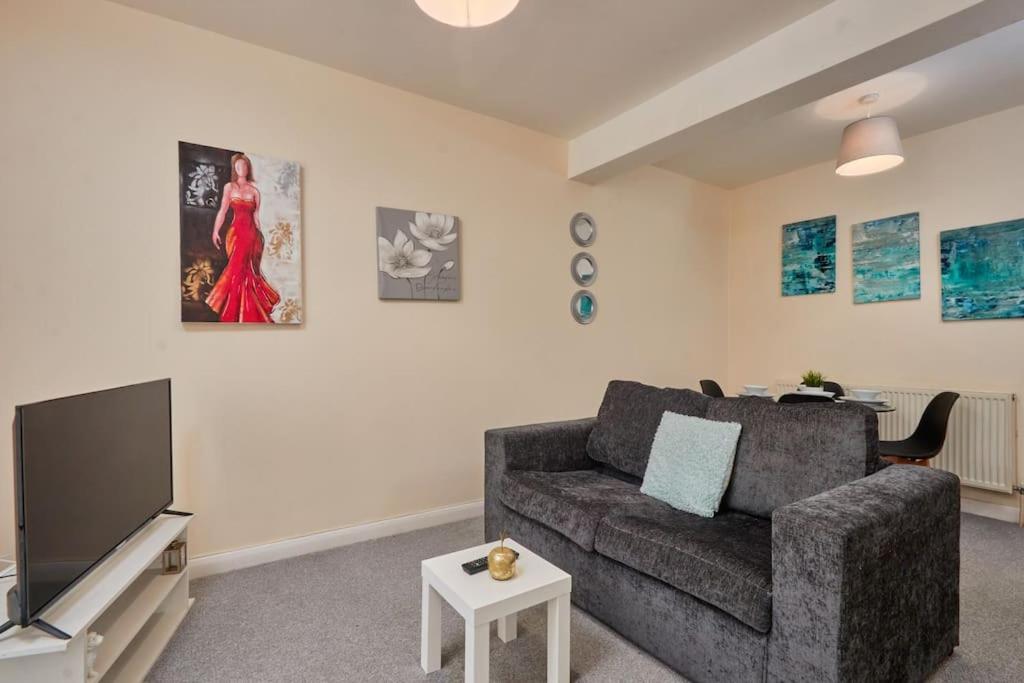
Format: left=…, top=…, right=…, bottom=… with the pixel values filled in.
left=461, top=557, right=489, bottom=575
left=461, top=550, right=520, bottom=575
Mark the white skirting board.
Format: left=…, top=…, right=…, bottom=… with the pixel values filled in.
left=961, top=497, right=1019, bottom=524
left=190, top=495, right=1018, bottom=580
left=190, top=500, right=484, bottom=579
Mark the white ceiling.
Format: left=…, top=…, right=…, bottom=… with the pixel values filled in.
left=657, top=20, right=1024, bottom=187
left=110, top=0, right=833, bottom=138
left=109, top=1, right=1024, bottom=188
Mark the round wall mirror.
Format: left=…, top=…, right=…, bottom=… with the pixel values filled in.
left=570, top=212, right=596, bottom=247
left=571, top=252, right=597, bottom=286
left=571, top=290, right=597, bottom=324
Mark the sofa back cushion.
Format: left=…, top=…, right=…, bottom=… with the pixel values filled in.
left=706, top=398, right=880, bottom=518
left=586, top=380, right=711, bottom=478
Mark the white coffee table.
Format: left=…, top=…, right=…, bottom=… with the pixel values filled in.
left=420, top=538, right=571, bottom=682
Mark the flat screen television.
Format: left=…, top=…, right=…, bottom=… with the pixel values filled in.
left=5, top=379, right=173, bottom=635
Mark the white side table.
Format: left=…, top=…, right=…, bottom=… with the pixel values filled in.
left=421, top=539, right=571, bottom=682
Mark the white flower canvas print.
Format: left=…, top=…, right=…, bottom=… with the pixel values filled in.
left=377, top=207, right=460, bottom=300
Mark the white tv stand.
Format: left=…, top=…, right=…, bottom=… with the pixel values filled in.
left=0, top=514, right=193, bottom=681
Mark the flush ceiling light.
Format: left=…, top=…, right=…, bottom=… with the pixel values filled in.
left=835, top=93, right=905, bottom=177
left=415, top=0, right=520, bottom=27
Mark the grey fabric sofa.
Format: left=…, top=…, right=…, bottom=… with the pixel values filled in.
left=484, top=381, right=960, bottom=682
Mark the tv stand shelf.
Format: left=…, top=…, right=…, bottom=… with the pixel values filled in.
left=0, top=514, right=192, bottom=681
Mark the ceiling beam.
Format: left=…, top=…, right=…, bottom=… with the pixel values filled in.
left=568, top=0, right=1024, bottom=184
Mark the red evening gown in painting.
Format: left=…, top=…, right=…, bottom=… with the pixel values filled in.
left=205, top=198, right=280, bottom=322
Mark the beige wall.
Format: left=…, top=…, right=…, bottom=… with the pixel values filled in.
left=0, top=0, right=730, bottom=558
left=727, top=105, right=1024, bottom=506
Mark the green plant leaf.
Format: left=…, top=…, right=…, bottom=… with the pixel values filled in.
left=801, top=370, right=825, bottom=387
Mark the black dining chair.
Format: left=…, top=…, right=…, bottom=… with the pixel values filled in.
left=699, top=379, right=725, bottom=398
left=880, top=392, right=960, bottom=465
left=822, top=381, right=845, bottom=398
left=778, top=392, right=834, bottom=404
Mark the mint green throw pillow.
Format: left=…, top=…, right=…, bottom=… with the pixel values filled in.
left=640, top=411, right=742, bottom=518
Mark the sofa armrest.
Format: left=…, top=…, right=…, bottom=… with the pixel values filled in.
left=485, top=418, right=597, bottom=473
left=768, top=465, right=960, bottom=682
left=484, top=418, right=596, bottom=541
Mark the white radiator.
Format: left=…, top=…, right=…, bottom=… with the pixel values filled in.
left=775, top=382, right=1018, bottom=493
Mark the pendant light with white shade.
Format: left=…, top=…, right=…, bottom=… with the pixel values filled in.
left=415, top=0, right=520, bottom=27
left=835, top=93, right=905, bottom=177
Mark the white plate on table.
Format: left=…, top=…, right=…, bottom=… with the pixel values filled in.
left=794, top=389, right=835, bottom=398
left=738, top=392, right=774, bottom=399
left=838, top=396, right=888, bottom=405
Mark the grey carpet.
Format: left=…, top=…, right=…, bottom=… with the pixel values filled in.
left=149, top=513, right=1023, bottom=682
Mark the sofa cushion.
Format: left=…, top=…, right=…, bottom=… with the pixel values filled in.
left=500, top=470, right=648, bottom=551
left=594, top=499, right=773, bottom=633
left=641, top=412, right=742, bottom=518
left=587, top=380, right=711, bottom=478
left=707, top=397, right=880, bottom=519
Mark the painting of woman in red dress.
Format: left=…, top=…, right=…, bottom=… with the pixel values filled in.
left=179, top=142, right=303, bottom=324
left=203, top=154, right=281, bottom=322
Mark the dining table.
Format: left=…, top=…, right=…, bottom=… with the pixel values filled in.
left=837, top=398, right=895, bottom=413
left=735, top=393, right=896, bottom=413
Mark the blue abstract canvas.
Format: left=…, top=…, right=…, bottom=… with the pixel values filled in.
left=782, top=216, right=836, bottom=296
left=852, top=212, right=920, bottom=304
left=940, top=218, right=1024, bottom=321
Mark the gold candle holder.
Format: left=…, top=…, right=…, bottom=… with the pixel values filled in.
left=162, top=540, right=187, bottom=575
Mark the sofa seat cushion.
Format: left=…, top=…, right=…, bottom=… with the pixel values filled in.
left=587, top=380, right=711, bottom=478
left=594, top=500, right=773, bottom=633
left=500, top=470, right=648, bottom=551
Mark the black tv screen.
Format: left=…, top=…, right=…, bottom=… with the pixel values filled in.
left=12, top=379, right=173, bottom=624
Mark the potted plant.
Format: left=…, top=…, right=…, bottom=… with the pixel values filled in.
left=800, top=370, right=825, bottom=392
